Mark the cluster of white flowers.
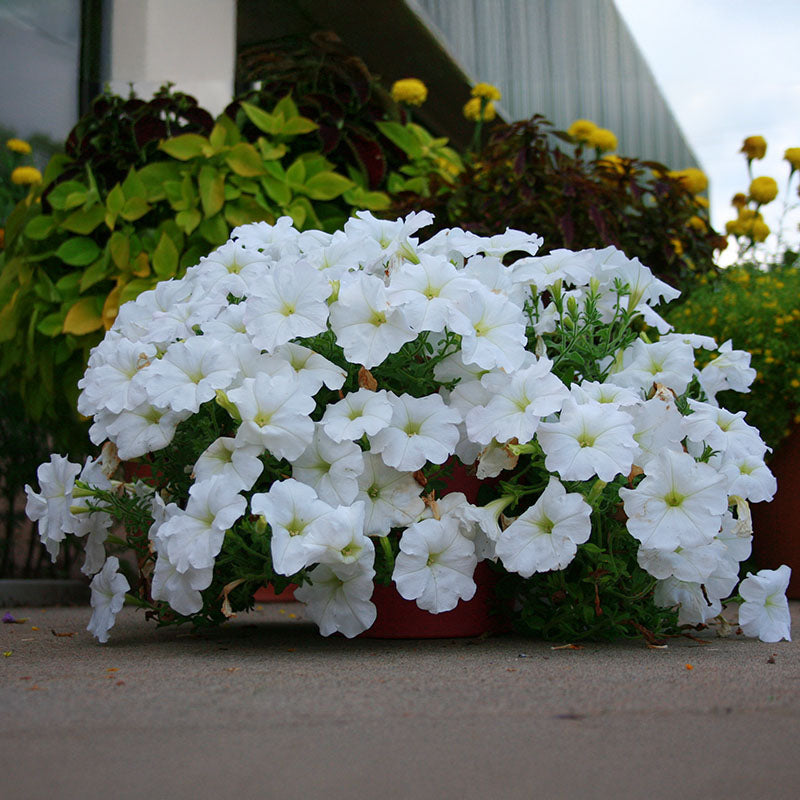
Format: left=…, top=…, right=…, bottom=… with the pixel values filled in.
left=25, top=211, right=791, bottom=644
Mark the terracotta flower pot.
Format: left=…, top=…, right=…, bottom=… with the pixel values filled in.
left=751, top=426, right=800, bottom=598
left=253, top=584, right=297, bottom=603
left=361, top=561, right=504, bottom=639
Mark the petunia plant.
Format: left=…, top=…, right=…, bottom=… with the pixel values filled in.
left=25, top=211, right=790, bottom=644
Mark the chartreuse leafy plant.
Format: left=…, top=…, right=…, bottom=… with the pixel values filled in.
left=0, top=95, right=381, bottom=421
left=24, top=212, right=790, bottom=645
left=667, top=260, right=800, bottom=450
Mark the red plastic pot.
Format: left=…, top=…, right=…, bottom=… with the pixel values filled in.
left=751, top=426, right=800, bottom=598
left=360, top=561, right=504, bottom=639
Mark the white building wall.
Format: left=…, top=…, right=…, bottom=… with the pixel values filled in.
left=408, top=0, right=700, bottom=170
left=106, top=0, right=237, bottom=117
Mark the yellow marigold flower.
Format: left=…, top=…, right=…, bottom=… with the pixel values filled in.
left=390, top=78, right=428, bottom=107
left=740, top=135, right=767, bottom=161
left=751, top=219, right=770, bottom=242
left=731, top=192, right=748, bottom=209
left=725, top=219, right=744, bottom=237
left=598, top=154, right=626, bottom=174
left=670, top=237, right=684, bottom=256
left=784, top=147, right=800, bottom=172
left=463, top=97, right=496, bottom=121
left=6, top=137, right=32, bottom=155
left=749, top=176, right=779, bottom=205
left=585, top=127, right=618, bottom=153
left=10, top=165, right=42, bottom=185
left=471, top=82, right=502, bottom=102
left=687, top=215, right=707, bottom=232
left=668, top=167, right=708, bottom=195
left=567, top=119, right=598, bottom=142
left=693, top=195, right=709, bottom=208
left=738, top=208, right=761, bottom=223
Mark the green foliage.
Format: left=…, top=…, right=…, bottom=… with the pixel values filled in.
left=667, top=259, right=800, bottom=450
left=393, top=115, right=725, bottom=292
left=0, top=96, right=370, bottom=424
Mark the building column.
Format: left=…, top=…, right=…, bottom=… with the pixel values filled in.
left=106, top=0, right=236, bottom=116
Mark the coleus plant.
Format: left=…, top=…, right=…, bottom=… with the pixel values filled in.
left=25, top=211, right=791, bottom=644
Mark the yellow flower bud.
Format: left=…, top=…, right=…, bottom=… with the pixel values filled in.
left=566, top=119, right=598, bottom=143
left=390, top=78, right=428, bottom=107
left=585, top=127, right=618, bottom=153
left=668, top=167, right=708, bottom=195
left=749, top=176, right=779, bottom=205
left=731, top=192, right=748, bottom=209
left=751, top=219, right=770, bottom=242
left=687, top=215, right=707, bottom=232
left=6, top=137, right=32, bottom=155
left=10, top=166, right=42, bottom=185
left=597, top=154, right=626, bottom=175
left=740, top=135, right=767, bottom=161
left=784, top=147, right=800, bottom=172
left=693, top=195, right=709, bottom=208
left=462, top=97, right=496, bottom=121
left=471, top=82, right=502, bottom=102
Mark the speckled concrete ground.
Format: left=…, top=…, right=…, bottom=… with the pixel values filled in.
left=2, top=601, right=799, bottom=800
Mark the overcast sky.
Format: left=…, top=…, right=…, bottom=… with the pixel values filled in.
left=614, top=0, right=800, bottom=263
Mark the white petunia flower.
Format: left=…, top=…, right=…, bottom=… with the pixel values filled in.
left=294, top=557, right=377, bottom=638
left=243, top=260, right=331, bottom=350
left=78, top=334, right=154, bottom=416
left=291, top=424, right=364, bottom=506
left=496, top=477, right=592, bottom=576
left=458, top=288, right=528, bottom=372
left=271, top=342, right=346, bottom=395
left=511, top=248, right=595, bottom=290
left=368, top=392, right=461, bottom=472
left=716, top=452, right=776, bottom=503
left=699, top=339, right=756, bottom=399
left=627, top=391, right=685, bottom=471
left=251, top=479, right=335, bottom=576
left=738, top=565, right=792, bottom=642
left=619, top=449, right=729, bottom=550
left=150, top=549, right=214, bottom=617
left=193, top=437, right=264, bottom=491
left=465, top=358, right=569, bottom=445
left=653, top=577, right=721, bottom=626
left=160, top=476, right=247, bottom=572
left=87, top=556, right=129, bottom=643
left=228, top=374, right=315, bottom=461
left=393, top=516, right=477, bottom=613
left=328, top=273, right=417, bottom=368
left=320, top=388, right=394, bottom=442
left=136, top=336, right=238, bottom=413
left=683, top=399, right=766, bottom=459
left=301, top=502, right=372, bottom=567
left=608, top=338, right=695, bottom=396
left=537, top=398, right=637, bottom=482
left=97, top=403, right=192, bottom=460
left=24, top=455, right=82, bottom=561
left=636, top=539, right=726, bottom=583
left=356, top=453, right=425, bottom=536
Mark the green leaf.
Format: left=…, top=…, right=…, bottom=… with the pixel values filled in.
left=137, top=162, right=182, bottom=201
left=55, top=237, right=101, bottom=266
left=375, top=121, right=418, bottom=156
left=225, top=142, right=265, bottom=176
left=342, top=186, right=391, bottom=211
left=240, top=102, right=280, bottom=135
left=198, top=165, right=226, bottom=217
left=80, top=253, right=111, bottom=292
left=47, top=181, right=89, bottom=211
left=198, top=214, right=229, bottom=246
left=261, top=174, right=291, bottom=206
left=33, top=272, right=60, bottom=303
left=223, top=197, right=270, bottom=227
left=108, top=231, right=130, bottom=270
left=62, top=295, right=105, bottom=335
left=273, top=95, right=300, bottom=119
left=286, top=158, right=307, bottom=186
left=61, top=204, right=106, bottom=234
left=257, top=138, right=287, bottom=161
left=122, top=169, right=147, bottom=200
left=106, top=183, right=125, bottom=215
left=209, top=121, right=229, bottom=151
left=302, top=171, right=355, bottom=201
left=159, top=133, right=208, bottom=160
left=153, top=231, right=179, bottom=278
left=54, top=272, right=82, bottom=293
left=24, top=215, right=54, bottom=241
left=280, top=116, right=318, bottom=135
left=36, top=311, right=67, bottom=337
left=120, top=278, right=156, bottom=305
left=285, top=200, right=308, bottom=230
left=120, top=196, right=151, bottom=221
left=175, top=208, right=202, bottom=235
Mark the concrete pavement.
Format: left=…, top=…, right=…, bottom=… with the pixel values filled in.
left=2, top=600, right=799, bottom=800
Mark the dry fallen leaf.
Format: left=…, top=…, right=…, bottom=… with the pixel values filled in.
left=51, top=630, right=76, bottom=637
left=551, top=643, right=583, bottom=650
